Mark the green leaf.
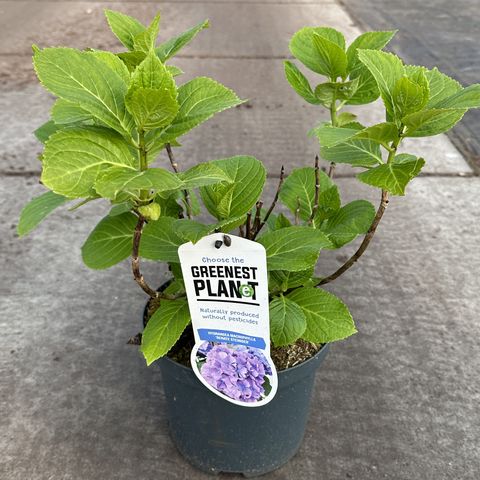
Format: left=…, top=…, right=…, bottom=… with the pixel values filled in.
left=33, top=48, right=134, bottom=138
left=336, top=112, right=357, bottom=126
left=269, top=268, right=314, bottom=292
left=156, top=19, right=209, bottom=61
left=105, top=9, right=146, bottom=50
left=346, top=69, right=380, bottom=105
left=257, top=226, right=332, bottom=271
left=51, top=99, right=93, bottom=125
left=287, top=287, right=356, bottom=343
left=94, top=167, right=183, bottom=201
left=435, top=84, right=480, bottom=109
left=403, top=108, right=466, bottom=137
left=200, top=156, right=266, bottom=220
left=357, top=153, right=425, bottom=195
left=140, top=216, right=184, bottom=262
left=320, top=138, right=382, bottom=168
left=174, top=219, right=212, bottom=243
left=90, top=50, right=131, bottom=85
left=346, top=30, right=397, bottom=75
left=314, top=79, right=359, bottom=106
left=311, top=33, right=348, bottom=80
left=354, top=122, right=399, bottom=145
left=133, top=13, right=160, bottom=53
left=392, top=75, right=429, bottom=117
left=129, top=49, right=176, bottom=95
left=275, top=213, right=292, bottom=229
left=424, top=67, right=461, bottom=108
left=81, top=212, right=137, bottom=269
left=290, top=27, right=346, bottom=75
left=279, top=167, right=335, bottom=221
left=166, top=65, right=184, bottom=77
left=108, top=201, right=133, bottom=217
left=125, top=87, right=179, bottom=130
left=17, top=191, right=69, bottom=236
left=34, top=120, right=61, bottom=144
left=315, top=125, right=359, bottom=147
left=117, top=51, right=147, bottom=72
left=41, top=127, right=137, bottom=198
left=357, top=49, right=405, bottom=118
left=141, top=298, right=191, bottom=365
left=179, top=163, right=232, bottom=189
left=284, top=60, right=320, bottom=104
left=269, top=295, right=307, bottom=346
left=156, top=77, right=244, bottom=144
left=320, top=200, right=375, bottom=248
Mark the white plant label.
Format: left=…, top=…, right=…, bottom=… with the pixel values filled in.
left=178, top=233, right=278, bottom=407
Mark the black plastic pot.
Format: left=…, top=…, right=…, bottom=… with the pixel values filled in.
left=157, top=343, right=329, bottom=476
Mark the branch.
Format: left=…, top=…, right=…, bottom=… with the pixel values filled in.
left=132, top=215, right=159, bottom=298
left=131, top=215, right=186, bottom=299
left=318, top=189, right=389, bottom=285
left=308, top=156, right=320, bottom=225
left=165, top=143, right=192, bottom=219
left=252, top=201, right=263, bottom=237
left=246, top=212, right=252, bottom=239
left=328, top=162, right=336, bottom=179
left=252, top=165, right=285, bottom=240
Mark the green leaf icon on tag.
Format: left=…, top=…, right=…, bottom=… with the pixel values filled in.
left=239, top=284, right=254, bottom=297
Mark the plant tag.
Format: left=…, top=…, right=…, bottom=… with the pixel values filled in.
left=178, top=233, right=278, bottom=407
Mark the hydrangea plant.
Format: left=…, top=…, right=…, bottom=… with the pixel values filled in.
left=18, top=11, right=480, bottom=366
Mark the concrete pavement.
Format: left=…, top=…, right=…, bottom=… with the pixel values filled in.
left=1, top=1, right=479, bottom=479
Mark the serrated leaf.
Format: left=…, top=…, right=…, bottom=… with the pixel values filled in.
left=141, top=299, right=191, bottom=365
left=287, top=287, right=356, bottom=343
left=174, top=219, right=212, bottom=243
left=257, top=226, right=332, bottom=271
left=336, top=112, right=357, bottom=126
left=129, top=49, right=176, bottom=95
left=393, top=75, right=429, bottom=117
left=403, top=108, right=466, bottom=137
left=320, top=138, right=382, bottom=168
left=279, top=167, right=335, bottom=221
left=117, top=51, right=146, bottom=72
left=41, top=127, right=137, bottom=198
left=156, top=19, right=209, bottom=62
left=354, top=122, right=399, bottom=145
left=81, top=212, right=137, bottom=269
left=105, top=9, right=146, bottom=51
left=34, top=120, right=61, bottom=144
left=90, top=50, right=131, bottom=84
left=33, top=48, right=134, bottom=138
left=17, top=191, right=69, bottom=236
left=320, top=200, right=375, bottom=248
left=269, top=268, right=314, bottom=292
left=133, top=13, right=160, bottom=53
left=290, top=27, right=346, bottom=75
left=346, top=68, right=380, bottom=105
left=314, top=79, right=359, bottom=106
left=275, top=213, right=292, bottom=229
left=94, top=167, right=183, bottom=201
left=125, top=87, right=179, bottom=130
left=140, top=216, right=184, bottom=262
left=424, top=67, right=462, bottom=108
left=269, top=295, right=307, bottom=346
left=312, top=33, right=348, bottom=80
left=315, top=125, right=359, bottom=147
left=166, top=65, right=184, bottom=77
left=155, top=77, right=244, bottom=144
left=108, top=201, right=133, bottom=217
left=357, top=153, right=425, bottom=195
left=179, top=163, right=232, bottom=189
left=51, top=99, right=93, bottom=125
left=435, top=84, right=480, bottom=109
left=357, top=49, right=405, bottom=118
left=346, top=30, right=397, bottom=76
left=200, top=156, right=266, bottom=220
left=284, top=60, right=320, bottom=104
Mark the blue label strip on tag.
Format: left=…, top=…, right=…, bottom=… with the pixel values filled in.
left=198, top=328, right=266, bottom=349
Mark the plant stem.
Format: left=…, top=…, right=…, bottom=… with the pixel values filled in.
left=165, top=143, right=192, bottom=219
left=132, top=215, right=159, bottom=298
left=328, top=95, right=338, bottom=178
left=308, top=156, right=320, bottom=226
left=318, top=134, right=402, bottom=286
left=138, top=129, right=149, bottom=201
left=246, top=212, right=252, bottom=239
left=318, top=189, right=389, bottom=285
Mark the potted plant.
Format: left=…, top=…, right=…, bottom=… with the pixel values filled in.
left=18, top=10, right=480, bottom=477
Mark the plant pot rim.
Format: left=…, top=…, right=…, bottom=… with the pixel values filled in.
left=160, top=341, right=328, bottom=375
